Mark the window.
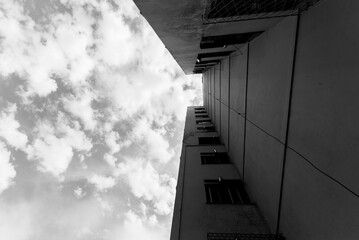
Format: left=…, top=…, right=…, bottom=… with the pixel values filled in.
left=195, top=110, right=207, bottom=114
left=200, top=32, right=262, bottom=49
left=197, top=119, right=211, bottom=124
left=195, top=107, right=205, bottom=111
left=201, top=152, right=230, bottom=164
left=197, top=126, right=216, bottom=132
left=195, top=115, right=209, bottom=118
left=204, top=180, right=249, bottom=204
left=198, top=137, right=221, bottom=145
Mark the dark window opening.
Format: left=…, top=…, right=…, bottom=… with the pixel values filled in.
left=195, top=107, right=205, bottom=110
left=197, top=126, right=216, bottom=132
left=197, top=51, right=234, bottom=62
left=195, top=110, right=207, bottom=114
left=205, top=180, right=249, bottom=204
left=196, top=115, right=209, bottom=118
left=200, top=32, right=263, bottom=49
left=201, top=152, right=230, bottom=164
left=198, top=136, right=221, bottom=145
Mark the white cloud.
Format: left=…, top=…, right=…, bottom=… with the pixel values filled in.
left=109, top=210, right=166, bottom=240
left=0, top=1, right=62, bottom=97
left=0, top=141, right=16, bottom=194
left=0, top=103, right=28, bottom=151
left=148, top=214, right=158, bottom=226
left=104, top=153, right=117, bottom=167
left=105, top=131, right=120, bottom=154
left=88, top=174, right=116, bottom=192
left=104, top=130, right=131, bottom=155
left=28, top=134, right=73, bottom=179
left=0, top=0, right=101, bottom=99
left=132, top=119, right=174, bottom=163
left=95, top=194, right=113, bottom=212
left=62, top=89, right=97, bottom=130
left=27, top=114, right=92, bottom=179
left=116, top=159, right=176, bottom=215
left=74, top=186, right=86, bottom=199
left=95, top=4, right=137, bottom=67
left=57, top=112, right=93, bottom=152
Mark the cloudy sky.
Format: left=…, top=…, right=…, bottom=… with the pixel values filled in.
left=0, top=0, right=202, bottom=239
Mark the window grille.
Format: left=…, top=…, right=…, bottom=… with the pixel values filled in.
left=199, top=137, right=222, bottom=145
left=197, top=119, right=212, bottom=124
left=205, top=180, right=249, bottom=204
left=197, top=51, right=234, bottom=62
left=203, top=0, right=323, bottom=24
left=207, top=233, right=281, bottom=240
left=201, top=152, right=230, bottom=164
left=197, top=126, right=216, bottom=132
left=195, top=110, right=207, bottom=114
left=196, top=114, right=209, bottom=118
left=200, top=32, right=262, bottom=49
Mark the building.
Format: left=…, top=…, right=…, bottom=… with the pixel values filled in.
left=134, top=0, right=359, bottom=239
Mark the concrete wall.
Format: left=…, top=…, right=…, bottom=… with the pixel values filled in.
left=171, top=107, right=270, bottom=240
left=244, top=16, right=297, bottom=232
left=202, top=0, right=359, bottom=238
left=280, top=1, right=359, bottom=239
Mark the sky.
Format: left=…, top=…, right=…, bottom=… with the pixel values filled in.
left=0, top=0, right=202, bottom=239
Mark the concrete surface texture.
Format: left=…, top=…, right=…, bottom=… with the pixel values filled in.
left=202, top=1, right=359, bottom=239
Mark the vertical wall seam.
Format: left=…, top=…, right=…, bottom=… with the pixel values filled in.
left=214, top=67, right=216, bottom=125
left=275, top=15, right=301, bottom=239
left=242, top=42, right=250, bottom=181
left=228, top=56, right=231, bottom=152
left=219, top=63, right=222, bottom=135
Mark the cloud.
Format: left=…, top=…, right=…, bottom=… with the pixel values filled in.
left=0, top=194, right=107, bottom=240
left=88, top=174, right=116, bottom=192
left=104, top=153, right=117, bottom=167
left=57, top=112, right=93, bottom=152
left=0, top=103, right=28, bottom=151
left=74, top=186, right=86, bottom=199
left=116, top=159, right=176, bottom=215
left=104, top=131, right=121, bottom=154
left=107, top=210, right=166, bottom=240
left=28, top=133, right=73, bottom=179
left=0, top=0, right=62, bottom=97
left=0, top=141, right=16, bottom=194
left=132, top=118, right=174, bottom=163
left=0, top=0, right=202, bottom=239
left=27, top=114, right=92, bottom=179
left=95, top=3, right=138, bottom=67
left=62, top=89, right=98, bottom=131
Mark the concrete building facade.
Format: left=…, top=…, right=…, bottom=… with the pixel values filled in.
left=134, top=0, right=359, bottom=239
